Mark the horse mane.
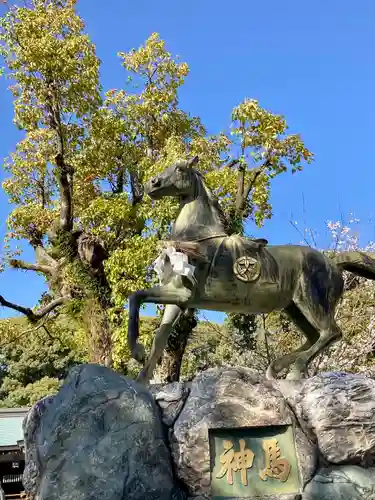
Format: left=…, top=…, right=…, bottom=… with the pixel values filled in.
left=192, top=168, right=229, bottom=231
left=158, top=240, right=208, bottom=262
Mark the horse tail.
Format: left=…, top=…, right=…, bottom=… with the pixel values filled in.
left=331, top=251, right=375, bottom=280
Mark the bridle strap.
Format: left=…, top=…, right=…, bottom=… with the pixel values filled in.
left=193, top=233, right=228, bottom=243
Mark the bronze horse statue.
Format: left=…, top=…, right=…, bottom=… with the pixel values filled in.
left=128, top=157, right=375, bottom=384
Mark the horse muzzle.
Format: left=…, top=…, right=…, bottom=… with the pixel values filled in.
left=145, top=178, right=164, bottom=199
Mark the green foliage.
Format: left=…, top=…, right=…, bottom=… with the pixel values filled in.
left=177, top=319, right=225, bottom=380
left=226, top=313, right=257, bottom=351
left=209, top=99, right=313, bottom=227
left=0, top=377, right=61, bottom=408
left=0, top=0, right=101, bottom=244
left=0, top=315, right=87, bottom=407
left=176, top=311, right=302, bottom=380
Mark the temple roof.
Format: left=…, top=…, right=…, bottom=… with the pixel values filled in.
left=0, top=408, right=29, bottom=448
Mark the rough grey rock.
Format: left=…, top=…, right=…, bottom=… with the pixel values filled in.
left=150, top=381, right=190, bottom=427
left=22, top=364, right=185, bottom=500
left=23, top=394, right=55, bottom=498
left=277, top=372, right=375, bottom=465
left=23, top=366, right=375, bottom=499
left=171, top=367, right=316, bottom=498
left=302, top=465, right=375, bottom=499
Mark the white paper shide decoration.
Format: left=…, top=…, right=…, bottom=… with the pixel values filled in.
left=153, top=246, right=196, bottom=285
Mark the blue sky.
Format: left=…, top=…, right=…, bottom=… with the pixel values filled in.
left=0, top=0, right=374, bottom=322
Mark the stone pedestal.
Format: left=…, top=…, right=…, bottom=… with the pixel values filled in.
left=22, top=365, right=375, bottom=500
left=169, top=368, right=315, bottom=499
left=158, top=369, right=375, bottom=500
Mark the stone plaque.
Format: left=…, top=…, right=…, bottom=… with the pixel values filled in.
left=209, top=424, right=300, bottom=499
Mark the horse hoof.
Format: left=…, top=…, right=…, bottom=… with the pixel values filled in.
left=132, top=343, right=146, bottom=364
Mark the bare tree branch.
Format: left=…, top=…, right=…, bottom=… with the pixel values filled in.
left=244, top=164, right=268, bottom=200
left=289, top=220, right=311, bottom=247
left=0, top=295, right=69, bottom=322
left=9, top=259, right=54, bottom=274
left=55, top=152, right=74, bottom=232
left=129, top=170, right=143, bottom=207
left=45, top=77, right=73, bottom=233
left=224, top=159, right=240, bottom=169
left=235, top=160, right=271, bottom=216
left=34, top=245, right=58, bottom=267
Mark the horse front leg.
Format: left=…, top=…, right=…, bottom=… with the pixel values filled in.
left=137, top=304, right=183, bottom=385
left=128, top=282, right=192, bottom=369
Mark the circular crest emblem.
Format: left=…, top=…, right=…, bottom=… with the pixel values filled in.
left=233, top=256, right=261, bottom=282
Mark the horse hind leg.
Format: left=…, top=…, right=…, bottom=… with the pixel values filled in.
left=289, top=317, right=342, bottom=379
left=266, top=302, right=319, bottom=380
left=278, top=262, right=344, bottom=379
left=286, top=287, right=343, bottom=379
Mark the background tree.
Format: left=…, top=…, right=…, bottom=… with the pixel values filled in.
left=0, top=311, right=86, bottom=407
left=0, top=0, right=110, bottom=366
left=0, top=0, right=312, bottom=383
left=308, top=218, right=375, bottom=376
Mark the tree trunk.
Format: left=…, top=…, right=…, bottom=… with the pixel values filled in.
left=82, top=298, right=113, bottom=367
left=49, top=232, right=113, bottom=368
left=160, top=336, right=189, bottom=383
left=158, top=309, right=197, bottom=382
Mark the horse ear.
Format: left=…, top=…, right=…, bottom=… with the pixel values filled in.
left=188, top=156, right=199, bottom=168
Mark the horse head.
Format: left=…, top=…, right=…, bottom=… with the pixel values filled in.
left=145, top=156, right=200, bottom=200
